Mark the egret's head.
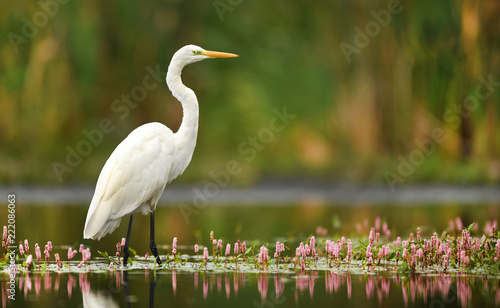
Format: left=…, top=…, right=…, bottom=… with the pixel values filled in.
left=172, top=44, right=239, bottom=67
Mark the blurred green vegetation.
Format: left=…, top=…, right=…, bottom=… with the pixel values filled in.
left=1, top=0, right=499, bottom=185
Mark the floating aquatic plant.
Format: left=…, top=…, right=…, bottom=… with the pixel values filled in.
left=1, top=216, right=499, bottom=277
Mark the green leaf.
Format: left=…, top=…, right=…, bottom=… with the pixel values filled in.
left=98, top=250, right=113, bottom=264
left=97, top=250, right=109, bottom=258
left=467, top=222, right=475, bottom=232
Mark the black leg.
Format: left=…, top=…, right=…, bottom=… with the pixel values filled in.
left=123, top=270, right=132, bottom=308
left=123, top=215, right=133, bottom=266
left=149, top=270, right=156, bottom=308
left=150, top=211, right=161, bottom=265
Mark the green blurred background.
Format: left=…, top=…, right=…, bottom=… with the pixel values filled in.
left=1, top=0, right=499, bottom=186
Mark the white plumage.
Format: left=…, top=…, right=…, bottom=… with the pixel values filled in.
left=83, top=123, right=174, bottom=240
left=82, top=45, right=238, bottom=265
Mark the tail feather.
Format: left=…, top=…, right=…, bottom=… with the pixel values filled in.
left=83, top=204, right=122, bottom=240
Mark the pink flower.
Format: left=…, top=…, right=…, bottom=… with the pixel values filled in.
left=374, top=216, right=381, bottom=231
left=225, top=244, right=231, bottom=256
left=47, top=241, right=53, bottom=252
left=443, top=255, right=449, bottom=269
left=79, top=244, right=84, bottom=253
left=210, top=231, right=214, bottom=242
left=121, top=238, right=126, bottom=247
left=194, top=244, right=199, bottom=253
left=35, top=243, right=41, bottom=261
left=460, top=250, right=466, bottom=265
left=416, top=248, right=423, bottom=259
left=234, top=242, right=239, bottom=255
left=369, top=228, right=375, bottom=244
left=366, top=244, right=372, bottom=259
left=24, top=239, right=29, bottom=254
left=464, top=256, right=470, bottom=266
left=379, top=245, right=385, bottom=259
left=145, top=252, right=149, bottom=260
left=310, top=236, right=316, bottom=248
left=109, top=262, right=114, bottom=269
left=448, top=219, right=455, bottom=232
left=410, top=243, right=416, bottom=254
left=325, top=240, right=331, bottom=255
left=315, top=226, right=328, bottom=236
left=203, top=247, right=208, bottom=260
left=172, top=237, right=177, bottom=255
left=455, top=217, right=463, bottom=231
left=81, top=247, right=91, bottom=263
left=417, top=227, right=421, bottom=242
left=259, top=246, right=268, bottom=264
left=2, top=226, right=6, bottom=242
left=241, top=241, right=246, bottom=253
left=19, top=244, right=25, bottom=256
left=116, top=242, right=121, bottom=253
left=217, top=239, right=222, bottom=250
left=26, top=254, right=33, bottom=268
left=55, top=253, right=61, bottom=267
left=347, top=240, right=352, bottom=260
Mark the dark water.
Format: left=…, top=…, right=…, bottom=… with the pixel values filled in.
left=2, top=203, right=500, bottom=307
left=11, top=203, right=500, bottom=254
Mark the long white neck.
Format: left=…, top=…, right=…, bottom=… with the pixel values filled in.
left=166, top=61, right=199, bottom=177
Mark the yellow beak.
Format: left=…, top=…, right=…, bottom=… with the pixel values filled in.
left=202, top=50, right=239, bottom=58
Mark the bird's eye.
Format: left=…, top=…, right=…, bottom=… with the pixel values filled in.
left=192, top=50, right=202, bottom=56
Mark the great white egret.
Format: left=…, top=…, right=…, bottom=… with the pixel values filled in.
left=83, top=45, right=238, bottom=266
